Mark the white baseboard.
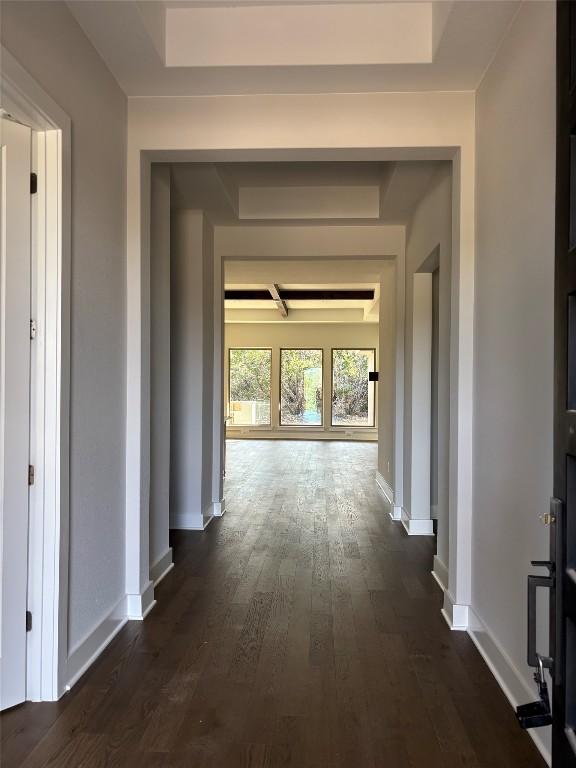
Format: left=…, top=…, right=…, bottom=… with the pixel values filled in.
left=227, top=430, right=377, bottom=442
left=126, top=580, right=156, bottom=620
left=64, top=579, right=157, bottom=694
left=431, top=555, right=448, bottom=592
left=213, top=498, right=226, bottom=517
left=375, top=470, right=394, bottom=505
left=401, top=507, right=435, bottom=536
left=467, top=607, right=551, bottom=765
left=65, top=595, right=128, bottom=691
left=390, top=505, right=403, bottom=521
left=150, top=547, right=174, bottom=587
left=170, top=510, right=213, bottom=530
left=441, top=590, right=469, bottom=630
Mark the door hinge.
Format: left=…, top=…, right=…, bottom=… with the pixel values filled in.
left=28, top=465, right=35, bottom=486
left=30, top=172, right=37, bottom=195
left=30, top=319, right=37, bottom=340
left=26, top=610, right=32, bottom=632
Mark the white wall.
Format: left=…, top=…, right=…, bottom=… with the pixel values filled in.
left=127, top=91, right=476, bottom=619
left=149, top=166, right=172, bottom=575
left=170, top=210, right=215, bottom=529
left=473, top=3, right=555, bottom=759
left=431, top=267, right=440, bottom=514
left=201, top=217, right=214, bottom=514
left=1, top=2, right=127, bottom=656
left=225, top=322, right=379, bottom=440
left=404, top=165, right=452, bottom=561
left=378, top=262, right=398, bottom=488
left=212, top=243, right=225, bottom=512
left=215, top=226, right=403, bottom=492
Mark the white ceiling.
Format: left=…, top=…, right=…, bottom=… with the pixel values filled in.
left=224, top=259, right=386, bottom=324
left=225, top=259, right=387, bottom=285
left=67, top=0, right=520, bottom=97
left=173, top=159, right=441, bottom=322
left=170, top=159, right=443, bottom=224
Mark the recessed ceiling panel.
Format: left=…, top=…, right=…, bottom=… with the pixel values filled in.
left=165, top=3, right=433, bottom=68
left=238, top=185, right=380, bottom=220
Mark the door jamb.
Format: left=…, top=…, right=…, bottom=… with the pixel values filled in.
left=129, top=143, right=472, bottom=637
left=1, top=47, right=71, bottom=702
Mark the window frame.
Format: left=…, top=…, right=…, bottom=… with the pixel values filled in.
left=330, top=347, right=377, bottom=428
left=279, top=347, right=324, bottom=428
left=228, top=346, right=273, bottom=428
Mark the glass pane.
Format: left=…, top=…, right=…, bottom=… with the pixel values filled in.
left=229, top=348, right=271, bottom=426
left=331, top=349, right=375, bottom=426
left=280, top=349, right=323, bottom=426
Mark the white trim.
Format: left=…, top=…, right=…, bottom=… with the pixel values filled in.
left=431, top=554, right=448, bottom=592
left=150, top=548, right=174, bottom=586
left=171, top=510, right=214, bottom=530
left=126, top=580, right=156, bottom=620
left=128, top=122, right=475, bottom=654
left=65, top=597, right=127, bottom=691
left=213, top=498, right=226, bottom=517
left=409, top=272, right=433, bottom=530
left=226, top=428, right=377, bottom=442
left=1, top=47, right=71, bottom=703
left=375, top=472, right=402, bottom=520
left=375, top=470, right=394, bottom=504
left=467, top=607, right=551, bottom=766
left=393, top=249, right=405, bottom=513
left=441, top=590, right=469, bottom=630
left=401, top=507, right=435, bottom=536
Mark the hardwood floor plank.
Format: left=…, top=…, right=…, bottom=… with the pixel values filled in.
left=1, top=441, right=546, bottom=768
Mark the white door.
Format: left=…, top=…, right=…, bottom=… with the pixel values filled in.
left=0, top=117, right=32, bottom=710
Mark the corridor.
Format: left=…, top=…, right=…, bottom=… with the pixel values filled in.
left=2, top=441, right=544, bottom=767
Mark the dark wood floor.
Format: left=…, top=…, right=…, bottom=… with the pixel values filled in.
left=2, top=440, right=545, bottom=767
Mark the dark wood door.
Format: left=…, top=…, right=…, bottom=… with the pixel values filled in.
left=554, top=3, right=576, bottom=764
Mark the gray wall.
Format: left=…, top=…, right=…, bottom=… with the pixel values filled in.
left=377, top=263, right=397, bottom=487
left=150, top=166, right=171, bottom=572
left=431, top=267, right=439, bottom=512
left=474, top=0, right=555, bottom=731
left=404, top=166, right=451, bottom=567
left=170, top=210, right=215, bottom=528
left=212, top=244, right=225, bottom=507
left=1, top=2, right=127, bottom=652
left=201, top=218, right=214, bottom=515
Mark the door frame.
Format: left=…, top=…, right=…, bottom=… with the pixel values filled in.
left=1, top=47, right=71, bottom=702
left=126, top=92, right=475, bottom=629
left=406, top=270, right=434, bottom=536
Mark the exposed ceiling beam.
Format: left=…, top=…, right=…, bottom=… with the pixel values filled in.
left=225, top=290, right=271, bottom=300
left=224, top=289, right=375, bottom=301
left=268, top=284, right=288, bottom=318
left=277, top=289, right=375, bottom=301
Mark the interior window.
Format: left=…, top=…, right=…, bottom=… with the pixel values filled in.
left=280, top=348, right=323, bottom=426
left=228, top=348, right=272, bottom=426
left=331, top=348, right=376, bottom=427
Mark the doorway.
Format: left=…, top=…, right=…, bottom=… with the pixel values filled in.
left=550, top=5, right=576, bottom=764
left=405, top=238, right=451, bottom=596
left=0, top=49, right=71, bottom=704
left=141, top=151, right=470, bottom=647
left=0, top=115, right=32, bottom=710
left=222, top=259, right=382, bottom=446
